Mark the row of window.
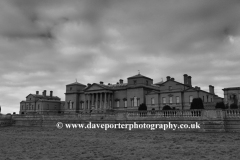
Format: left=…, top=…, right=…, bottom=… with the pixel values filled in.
left=21, top=104, right=57, bottom=110
left=162, top=96, right=180, bottom=104
left=150, top=95, right=213, bottom=105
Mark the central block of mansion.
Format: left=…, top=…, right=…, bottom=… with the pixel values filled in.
left=64, top=74, right=223, bottom=114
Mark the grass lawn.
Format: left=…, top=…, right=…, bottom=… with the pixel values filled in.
left=0, top=126, right=240, bottom=160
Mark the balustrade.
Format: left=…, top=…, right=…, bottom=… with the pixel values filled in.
left=126, top=110, right=203, bottom=118
left=225, top=109, right=240, bottom=118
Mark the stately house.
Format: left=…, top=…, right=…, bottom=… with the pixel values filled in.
left=223, top=87, right=240, bottom=108
left=64, top=73, right=223, bottom=114
left=19, top=90, right=65, bottom=114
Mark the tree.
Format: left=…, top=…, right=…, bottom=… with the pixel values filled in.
left=138, top=103, right=147, bottom=117
left=190, top=98, right=204, bottom=109
left=162, top=105, right=172, bottom=110
left=151, top=108, right=155, bottom=115
left=138, top=103, right=147, bottom=111
left=230, top=103, right=238, bottom=109
left=215, top=102, right=225, bottom=109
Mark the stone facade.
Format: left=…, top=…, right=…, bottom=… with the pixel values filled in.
left=20, top=90, right=64, bottom=115
left=64, top=73, right=223, bottom=114
left=64, top=74, right=159, bottom=114
left=222, top=87, right=240, bottom=108
left=146, top=74, right=223, bottom=110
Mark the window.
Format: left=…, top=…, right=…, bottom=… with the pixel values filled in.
left=162, top=97, right=166, bottom=104
left=169, top=97, right=173, bottom=104
left=189, top=96, right=193, bottom=103
left=176, top=96, right=179, bottom=104
left=70, top=87, right=72, bottom=91
left=124, top=100, right=127, bottom=108
left=116, top=101, right=120, bottom=107
left=131, top=99, right=134, bottom=107
left=134, top=80, right=137, bottom=84
left=69, top=100, right=73, bottom=109
left=151, top=98, right=155, bottom=105
left=169, top=86, right=172, bottom=90
left=211, top=98, right=212, bottom=102
left=207, top=95, right=209, bottom=103
left=133, top=97, right=138, bottom=107
left=137, top=99, right=140, bottom=106
left=146, top=80, right=148, bottom=85
left=203, top=96, right=204, bottom=102
left=80, top=102, right=84, bottom=110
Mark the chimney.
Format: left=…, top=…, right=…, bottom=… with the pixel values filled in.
left=100, top=81, right=103, bottom=84
left=209, top=85, right=212, bottom=94
left=209, top=85, right=215, bottom=94
left=166, top=76, right=171, bottom=81
left=50, top=91, right=53, bottom=97
left=170, top=78, right=175, bottom=81
left=188, top=76, right=192, bottom=86
left=87, top=83, right=91, bottom=87
left=119, top=79, right=123, bottom=84
left=183, top=74, right=188, bottom=85
left=42, top=90, right=46, bottom=96
left=36, top=91, right=39, bottom=95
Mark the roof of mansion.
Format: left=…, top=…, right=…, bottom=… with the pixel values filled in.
left=26, top=94, right=60, bottom=100
left=222, top=87, right=240, bottom=91
left=88, top=82, right=160, bottom=90
left=127, top=73, right=153, bottom=80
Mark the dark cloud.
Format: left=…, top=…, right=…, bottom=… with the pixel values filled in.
left=1, top=0, right=240, bottom=113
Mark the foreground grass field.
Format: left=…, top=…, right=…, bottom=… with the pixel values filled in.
left=0, top=127, right=240, bottom=160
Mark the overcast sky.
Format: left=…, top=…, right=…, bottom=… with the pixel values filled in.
left=1, top=0, right=240, bottom=114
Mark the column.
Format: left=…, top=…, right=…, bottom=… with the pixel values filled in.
left=87, top=94, right=90, bottom=111
left=104, top=92, right=107, bottom=110
left=91, top=93, right=94, bottom=109
left=107, top=93, right=109, bottom=109
left=111, top=93, right=114, bottom=109
left=84, top=94, right=86, bottom=111
left=100, top=93, right=102, bottom=110
left=96, top=93, right=98, bottom=110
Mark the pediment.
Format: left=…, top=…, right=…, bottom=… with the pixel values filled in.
left=86, top=84, right=105, bottom=91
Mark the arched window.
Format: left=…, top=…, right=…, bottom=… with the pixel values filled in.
left=69, top=100, right=73, bottom=109
left=134, top=97, right=138, bottom=107
left=124, top=100, right=127, bottom=108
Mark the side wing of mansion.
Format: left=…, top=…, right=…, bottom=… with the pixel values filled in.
left=65, top=74, right=223, bottom=114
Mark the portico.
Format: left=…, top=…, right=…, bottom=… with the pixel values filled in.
left=84, top=91, right=113, bottom=112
